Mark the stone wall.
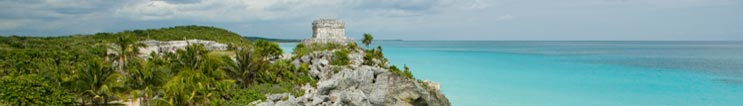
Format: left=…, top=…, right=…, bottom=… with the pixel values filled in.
left=312, top=19, right=345, bottom=39
left=304, top=19, right=354, bottom=45
left=137, top=39, right=228, bottom=57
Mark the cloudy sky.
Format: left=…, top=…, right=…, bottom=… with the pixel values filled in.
left=1, top=0, right=741, bottom=40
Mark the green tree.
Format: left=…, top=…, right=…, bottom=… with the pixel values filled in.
left=253, top=40, right=282, bottom=60
left=362, top=33, right=374, bottom=47
left=0, top=75, right=76, bottom=105
left=223, top=49, right=266, bottom=88
left=171, top=44, right=209, bottom=70
left=154, top=69, right=210, bottom=106
left=125, top=58, right=169, bottom=106
left=154, top=69, right=232, bottom=106
left=111, top=33, right=145, bottom=73
left=153, top=44, right=233, bottom=106
left=268, top=60, right=314, bottom=85
left=74, top=58, right=124, bottom=105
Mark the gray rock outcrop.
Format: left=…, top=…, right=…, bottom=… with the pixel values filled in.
left=254, top=48, right=450, bottom=106
left=254, top=19, right=448, bottom=106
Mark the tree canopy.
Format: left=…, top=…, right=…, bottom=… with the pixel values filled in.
left=362, top=33, right=374, bottom=47
left=0, top=25, right=306, bottom=105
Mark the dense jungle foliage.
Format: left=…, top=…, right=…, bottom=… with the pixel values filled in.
left=0, top=25, right=316, bottom=105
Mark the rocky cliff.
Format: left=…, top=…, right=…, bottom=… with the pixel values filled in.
left=253, top=46, right=450, bottom=106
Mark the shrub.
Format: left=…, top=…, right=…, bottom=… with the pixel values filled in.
left=404, top=64, right=414, bottom=79
left=330, top=49, right=350, bottom=65
left=253, top=40, right=283, bottom=60
left=389, top=65, right=403, bottom=76
left=0, top=75, right=76, bottom=105
left=293, top=43, right=306, bottom=56
left=292, top=42, right=357, bottom=58
left=363, top=49, right=386, bottom=66
left=389, top=65, right=414, bottom=79
left=264, top=60, right=316, bottom=85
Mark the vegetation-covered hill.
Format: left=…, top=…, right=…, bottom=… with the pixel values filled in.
left=0, top=25, right=250, bottom=72
left=0, top=25, right=313, bottom=105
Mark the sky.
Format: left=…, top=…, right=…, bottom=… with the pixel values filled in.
left=0, top=0, right=741, bottom=41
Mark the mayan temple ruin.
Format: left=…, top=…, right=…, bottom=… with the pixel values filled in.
left=302, top=19, right=354, bottom=45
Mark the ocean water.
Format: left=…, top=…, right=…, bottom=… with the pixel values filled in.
left=279, top=41, right=743, bottom=106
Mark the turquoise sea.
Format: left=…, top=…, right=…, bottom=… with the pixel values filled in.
left=280, top=41, right=743, bottom=106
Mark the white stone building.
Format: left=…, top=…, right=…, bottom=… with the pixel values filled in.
left=302, top=19, right=354, bottom=45
left=137, top=39, right=228, bottom=57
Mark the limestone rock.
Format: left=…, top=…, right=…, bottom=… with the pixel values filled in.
left=254, top=47, right=450, bottom=106
left=255, top=19, right=449, bottom=106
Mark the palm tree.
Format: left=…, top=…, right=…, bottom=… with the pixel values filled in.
left=75, top=58, right=124, bottom=106
left=125, top=59, right=168, bottom=106
left=362, top=33, right=374, bottom=47
left=171, top=44, right=208, bottom=70
left=152, top=44, right=233, bottom=106
left=223, top=49, right=265, bottom=88
left=110, top=33, right=145, bottom=73
left=154, top=69, right=225, bottom=106
left=252, top=40, right=282, bottom=60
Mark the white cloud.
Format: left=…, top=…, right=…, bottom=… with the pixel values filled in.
left=116, top=0, right=344, bottom=22
left=542, top=0, right=739, bottom=9
left=3, top=0, right=739, bottom=40
left=496, top=14, right=515, bottom=21
left=452, top=0, right=491, bottom=10
left=0, top=0, right=120, bottom=33
left=0, top=19, right=33, bottom=30
left=114, top=0, right=489, bottom=22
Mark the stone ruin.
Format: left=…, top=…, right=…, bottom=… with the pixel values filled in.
left=137, top=39, right=228, bottom=57
left=107, top=39, right=228, bottom=68
left=302, top=19, right=354, bottom=45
